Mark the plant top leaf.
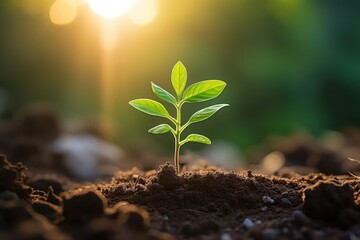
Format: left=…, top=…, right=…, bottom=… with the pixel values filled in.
left=171, top=61, right=187, bottom=99
left=151, top=82, right=177, bottom=105
left=129, top=99, right=169, bottom=118
left=188, top=104, right=229, bottom=124
left=148, top=124, right=173, bottom=134
left=181, top=134, right=211, bottom=146
left=182, top=80, right=226, bottom=103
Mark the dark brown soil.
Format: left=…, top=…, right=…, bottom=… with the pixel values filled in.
left=1, top=156, right=360, bottom=240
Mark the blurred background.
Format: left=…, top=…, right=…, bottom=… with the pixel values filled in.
left=0, top=0, right=359, bottom=179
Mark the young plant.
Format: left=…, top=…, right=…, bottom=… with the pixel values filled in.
left=129, top=61, right=228, bottom=173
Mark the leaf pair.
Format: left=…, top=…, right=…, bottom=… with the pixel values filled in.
left=151, top=61, right=227, bottom=106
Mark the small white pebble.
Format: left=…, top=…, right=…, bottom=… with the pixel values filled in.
left=262, top=195, right=274, bottom=204
left=261, top=206, right=268, bottom=211
left=243, top=218, right=254, bottom=229
left=221, top=233, right=233, bottom=240
left=255, top=220, right=262, bottom=225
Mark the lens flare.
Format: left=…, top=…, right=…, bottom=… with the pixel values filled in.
left=49, top=0, right=77, bottom=25
left=88, top=0, right=133, bottom=19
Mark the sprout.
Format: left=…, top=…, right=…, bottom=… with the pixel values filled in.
left=129, top=61, right=228, bottom=173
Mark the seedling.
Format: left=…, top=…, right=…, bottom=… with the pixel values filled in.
left=129, top=61, right=228, bottom=173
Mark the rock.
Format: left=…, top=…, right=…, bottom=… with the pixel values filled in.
left=302, top=181, right=355, bottom=222
left=243, top=218, right=254, bottom=229
left=156, top=162, right=180, bottom=190
left=262, top=196, right=274, bottom=204
left=280, top=198, right=293, bottom=208
left=62, top=190, right=106, bottom=224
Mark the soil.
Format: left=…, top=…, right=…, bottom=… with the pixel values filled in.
left=1, top=155, right=360, bottom=240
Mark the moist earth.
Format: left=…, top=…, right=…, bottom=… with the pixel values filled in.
left=0, top=156, right=360, bottom=240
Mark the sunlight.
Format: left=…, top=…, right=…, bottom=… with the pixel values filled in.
left=88, top=0, right=133, bottom=19
left=128, top=0, right=157, bottom=25
left=49, top=0, right=77, bottom=25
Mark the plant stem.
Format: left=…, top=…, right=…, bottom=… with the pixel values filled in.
left=174, top=103, right=182, bottom=173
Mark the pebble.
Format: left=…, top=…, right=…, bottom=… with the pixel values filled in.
left=261, top=206, right=268, bottom=212
left=243, top=218, right=254, bottom=229
left=280, top=198, right=293, bottom=208
left=262, top=195, right=274, bottom=204
left=221, top=233, right=233, bottom=240
left=262, top=228, right=279, bottom=240
left=292, top=210, right=310, bottom=226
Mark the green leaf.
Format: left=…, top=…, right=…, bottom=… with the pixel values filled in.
left=181, top=134, right=211, bottom=146
left=171, top=61, right=187, bottom=98
left=182, top=80, right=226, bottom=103
left=151, top=82, right=177, bottom=105
left=129, top=99, right=169, bottom=118
left=148, top=124, right=173, bottom=134
left=188, top=104, right=229, bottom=124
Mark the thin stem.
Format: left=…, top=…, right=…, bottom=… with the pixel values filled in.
left=173, top=103, right=182, bottom=173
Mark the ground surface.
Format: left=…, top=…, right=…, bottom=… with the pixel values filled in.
left=1, top=156, right=360, bottom=240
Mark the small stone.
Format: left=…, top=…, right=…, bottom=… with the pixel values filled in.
left=221, top=233, right=233, bottom=240
left=243, top=218, right=254, bottom=229
left=255, top=220, right=262, bottom=225
left=262, top=228, right=279, bottom=240
left=261, top=206, right=268, bottom=212
left=280, top=198, right=293, bottom=208
left=262, top=196, right=274, bottom=204
left=293, top=210, right=310, bottom=226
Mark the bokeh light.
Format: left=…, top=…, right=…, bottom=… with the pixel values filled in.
left=49, top=0, right=78, bottom=25
left=88, top=0, right=133, bottom=19
left=128, top=0, right=157, bottom=25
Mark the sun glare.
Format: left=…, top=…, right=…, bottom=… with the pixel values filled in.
left=128, top=0, right=157, bottom=25
left=88, top=0, right=133, bottom=19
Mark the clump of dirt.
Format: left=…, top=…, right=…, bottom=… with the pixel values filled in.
left=0, top=160, right=360, bottom=239
left=0, top=154, right=30, bottom=199
left=62, top=189, right=107, bottom=224
left=302, top=180, right=360, bottom=228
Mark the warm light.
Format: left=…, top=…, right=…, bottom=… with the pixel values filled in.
left=128, top=0, right=157, bottom=25
left=260, top=151, right=285, bottom=174
left=49, top=0, right=77, bottom=25
left=88, top=0, right=133, bottom=19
